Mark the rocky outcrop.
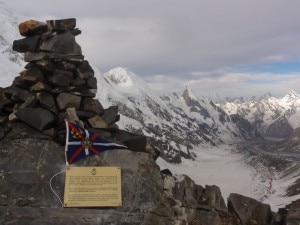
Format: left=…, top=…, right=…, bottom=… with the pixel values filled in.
left=228, top=193, right=272, bottom=225
left=264, top=116, right=293, bottom=139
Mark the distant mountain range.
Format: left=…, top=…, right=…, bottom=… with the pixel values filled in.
left=219, top=90, right=300, bottom=139
left=97, top=67, right=258, bottom=162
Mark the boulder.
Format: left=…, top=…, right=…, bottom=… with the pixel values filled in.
left=20, top=67, right=45, bottom=84
left=88, top=115, right=108, bottom=128
left=173, top=174, right=198, bottom=208
left=40, top=32, right=82, bottom=55
left=49, top=74, right=72, bottom=87
left=105, top=128, right=147, bottom=153
left=285, top=200, right=300, bottom=225
left=24, top=52, right=84, bottom=62
left=81, top=98, right=104, bottom=115
left=12, top=35, right=41, bottom=53
left=14, top=107, right=57, bottom=131
left=4, top=86, right=33, bottom=103
left=18, top=20, right=47, bottom=36
left=86, top=77, right=97, bottom=89
left=199, top=185, right=227, bottom=213
left=19, top=96, right=37, bottom=109
left=30, top=82, right=50, bottom=92
left=101, top=106, right=119, bottom=125
left=56, top=93, right=81, bottom=111
left=37, top=92, right=58, bottom=114
left=228, top=193, right=272, bottom=225
left=76, top=60, right=94, bottom=79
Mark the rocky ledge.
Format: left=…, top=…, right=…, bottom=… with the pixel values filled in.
left=0, top=18, right=299, bottom=225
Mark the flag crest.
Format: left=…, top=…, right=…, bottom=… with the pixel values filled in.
left=65, top=121, right=126, bottom=165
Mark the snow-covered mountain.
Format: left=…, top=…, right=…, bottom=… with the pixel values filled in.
left=96, top=67, right=257, bottom=162
left=0, top=2, right=23, bottom=87
left=219, top=91, right=300, bottom=138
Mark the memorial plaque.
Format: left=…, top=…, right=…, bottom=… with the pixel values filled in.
left=64, top=166, right=122, bottom=207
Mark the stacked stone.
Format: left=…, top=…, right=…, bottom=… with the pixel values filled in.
left=0, top=18, right=119, bottom=142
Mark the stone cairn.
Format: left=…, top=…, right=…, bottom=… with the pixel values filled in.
left=1, top=18, right=133, bottom=146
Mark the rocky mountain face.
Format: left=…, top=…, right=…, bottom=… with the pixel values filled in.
left=2, top=121, right=297, bottom=225
left=97, top=68, right=258, bottom=163
left=1, top=17, right=299, bottom=225
left=219, top=91, right=300, bottom=139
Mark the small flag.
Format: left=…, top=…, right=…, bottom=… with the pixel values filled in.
left=65, top=121, right=127, bottom=165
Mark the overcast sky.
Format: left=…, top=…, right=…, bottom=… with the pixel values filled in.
left=4, top=0, right=300, bottom=98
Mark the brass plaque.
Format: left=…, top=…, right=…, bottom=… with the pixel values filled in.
left=64, top=167, right=122, bottom=207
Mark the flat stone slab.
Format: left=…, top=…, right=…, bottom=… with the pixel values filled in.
left=15, top=107, right=57, bottom=131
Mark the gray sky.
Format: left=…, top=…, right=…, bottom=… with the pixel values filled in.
left=4, top=0, right=300, bottom=98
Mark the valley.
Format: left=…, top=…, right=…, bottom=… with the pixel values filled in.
left=158, top=139, right=300, bottom=210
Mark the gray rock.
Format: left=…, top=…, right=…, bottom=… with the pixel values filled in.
left=285, top=200, right=300, bottom=225
left=4, top=86, right=33, bottom=103
left=12, top=35, right=41, bottom=53
left=47, top=18, right=76, bottom=31
left=30, top=82, right=51, bottom=92
left=228, top=193, right=272, bottom=225
left=88, top=115, right=108, bottom=128
left=20, top=67, right=45, bottom=84
left=72, top=76, right=85, bottom=86
left=102, top=106, right=119, bottom=125
left=199, top=185, right=227, bottom=213
left=56, top=93, right=81, bottom=111
left=76, top=60, right=94, bottom=79
left=37, top=92, right=58, bottom=113
left=86, top=77, right=97, bottom=89
left=192, top=210, right=222, bottom=225
left=107, top=128, right=147, bottom=153
left=14, top=107, right=57, bottom=131
left=19, top=96, right=37, bottom=109
left=173, top=174, right=198, bottom=208
left=24, top=52, right=84, bottom=62
left=35, top=60, right=56, bottom=72
left=82, top=98, right=104, bottom=115
left=49, top=74, right=72, bottom=87
left=40, top=32, right=82, bottom=55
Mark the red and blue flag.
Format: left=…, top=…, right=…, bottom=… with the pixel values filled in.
left=65, top=121, right=127, bottom=165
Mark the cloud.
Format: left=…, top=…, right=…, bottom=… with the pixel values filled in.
left=146, top=70, right=300, bottom=98
left=4, top=0, right=300, bottom=97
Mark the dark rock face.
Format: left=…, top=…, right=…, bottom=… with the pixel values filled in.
left=285, top=200, right=300, bottom=225
left=15, top=107, right=57, bottom=131
left=12, top=35, right=41, bottom=52
left=265, top=116, right=294, bottom=139
left=40, top=32, right=82, bottom=55
left=228, top=193, right=273, bottom=225
left=0, top=122, right=243, bottom=225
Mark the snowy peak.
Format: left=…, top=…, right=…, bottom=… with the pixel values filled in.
left=259, top=92, right=272, bottom=101
left=104, top=67, right=134, bottom=87
left=282, top=90, right=299, bottom=103
left=182, top=86, right=197, bottom=107
left=103, top=67, right=150, bottom=94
